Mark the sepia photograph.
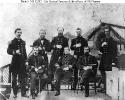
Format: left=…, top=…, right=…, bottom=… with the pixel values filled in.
left=0, top=2, right=125, bottom=100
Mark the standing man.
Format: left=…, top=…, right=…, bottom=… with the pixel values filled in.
left=7, top=28, right=27, bottom=98
left=97, top=26, right=117, bottom=93
left=50, top=27, right=68, bottom=91
left=33, top=29, right=51, bottom=64
left=77, top=46, right=98, bottom=97
left=70, top=28, right=88, bottom=90
left=28, top=46, right=48, bottom=99
left=53, top=47, right=76, bottom=96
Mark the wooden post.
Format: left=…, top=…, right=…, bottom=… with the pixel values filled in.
left=1, top=69, right=4, bottom=82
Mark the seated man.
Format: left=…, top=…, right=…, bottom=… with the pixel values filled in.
left=52, top=47, right=76, bottom=96
left=28, top=46, right=48, bottom=99
left=77, top=46, right=98, bottom=97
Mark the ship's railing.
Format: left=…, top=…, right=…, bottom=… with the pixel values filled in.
left=0, top=64, right=11, bottom=83
left=0, top=64, right=11, bottom=100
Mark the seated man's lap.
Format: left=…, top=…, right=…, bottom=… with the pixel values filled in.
left=30, top=72, right=48, bottom=84
left=54, top=69, right=64, bottom=81
left=82, top=69, right=95, bottom=79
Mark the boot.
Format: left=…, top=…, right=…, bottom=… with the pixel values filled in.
left=51, top=83, right=55, bottom=91
left=85, top=84, right=89, bottom=97
left=85, top=94, right=89, bottom=97
left=13, top=94, right=17, bottom=98
left=32, top=94, right=35, bottom=99
left=54, top=91, right=60, bottom=96
left=85, top=89, right=89, bottom=97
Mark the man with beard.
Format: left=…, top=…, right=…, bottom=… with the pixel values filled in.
left=33, top=29, right=51, bottom=64
left=28, top=46, right=48, bottom=99
left=70, top=28, right=88, bottom=90
left=52, top=47, right=76, bottom=96
left=7, top=28, right=27, bottom=98
left=77, top=46, right=98, bottom=97
left=49, top=27, right=68, bottom=91
left=97, top=26, right=117, bottom=93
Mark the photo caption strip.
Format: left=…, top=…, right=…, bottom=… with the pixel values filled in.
left=21, top=0, right=101, bottom=3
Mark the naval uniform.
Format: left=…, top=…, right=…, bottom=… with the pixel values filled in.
left=33, top=38, right=51, bottom=63
left=54, top=54, right=76, bottom=94
left=70, top=36, right=88, bottom=57
left=49, top=35, right=68, bottom=90
left=70, top=36, right=88, bottom=89
left=99, top=37, right=117, bottom=91
left=99, top=37, right=117, bottom=71
left=28, top=54, right=48, bottom=95
left=77, top=54, right=98, bottom=96
left=7, top=38, right=27, bottom=96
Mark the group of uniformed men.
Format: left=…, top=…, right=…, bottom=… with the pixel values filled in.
left=7, top=26, right=117, bottom=99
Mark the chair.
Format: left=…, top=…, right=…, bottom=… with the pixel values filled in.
left=26, top=70, right=49, bottom=97
left=26, top=73, right=41, bottom=97
left=60, top=69, right=75, bottom=90
left=26, top=48, right=50, bottom=97
left=75, top=69, right=97, bottom=95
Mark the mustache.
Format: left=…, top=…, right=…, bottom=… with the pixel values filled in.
left=58, top=33, right=63, bottom=36
left=18, top=34, right=21, bottom=36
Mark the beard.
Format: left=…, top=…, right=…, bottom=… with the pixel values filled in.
left=77, top=32, right=81, bottom=36
left=84, top=52, right=89, bottom=56
left=58, top=33, right=63, bottom=37
left=40, top=35, right=45, bottom=39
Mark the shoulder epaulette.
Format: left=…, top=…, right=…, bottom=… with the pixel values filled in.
left=8, top=40, right=12, bottom=45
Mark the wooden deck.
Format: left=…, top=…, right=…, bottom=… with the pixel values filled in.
left=8, top=85, right=112, bottom=100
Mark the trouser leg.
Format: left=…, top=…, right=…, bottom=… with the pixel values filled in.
left=50, top=66, right=56, bottom=90
left=40, top=74, right=48, bottom=91
left=73, top=67, right=78, bottom=90
left=12, top=72, right=18, bottom=95
left=101, top=70, right=106, bottom=90
left=82, top=69, right=94, bottom=96
left=51, top=70, right=55, bottom=89
left=49, top=61, right=55, bottom=90
left=54, top=69, right=64, bottom=92
left=30, top=72, right=37, bottom=95
left=49, top=55, right=59, bottom=90
left=83, top=76, right=89, bottom=95
left=19, top=72, right=26, bottom=96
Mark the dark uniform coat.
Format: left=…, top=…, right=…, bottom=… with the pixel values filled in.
left=99, top=37, right=117, bottom=71
left=54, top=54, right=76, bottom=92
left=77, top=54, right=98, bottom=74
left=50, top=35, right=69, bottom=71
left=33, top=38, right=51, bottom=63
left=70, top=36, right=88, bottom=57
left=56, top=54, right=76, bottom=69
left=7, top=38, right=27, bottom=73
left=70, top=36, right=88, bottom=89
left=28, top=54, right=48, bottom=94
left=77, top=54, right=98, bottom=95
left=28, top=54, right=47, bottom=73
left=49, top=35, right=68, bottom=89
left=7, top=38, right=27, bottom=96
